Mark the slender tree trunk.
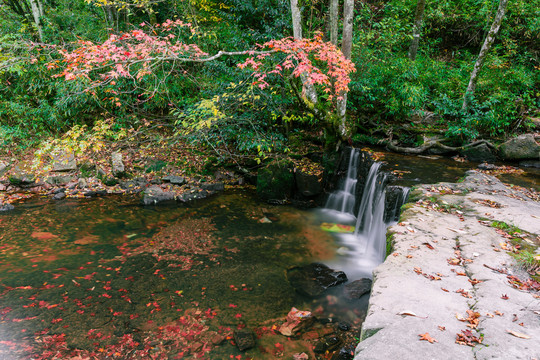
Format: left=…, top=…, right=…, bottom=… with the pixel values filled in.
left=28, top=0, right=43, bottom=41
left=329, top=0, right=339, bottom=46
left=337, top=0, right=354, bottom=136
left=290, top=0, right=318, bottom=106
left=408, top=0, right=426, bottom=61
left=462, top=0, right=508, bottom=111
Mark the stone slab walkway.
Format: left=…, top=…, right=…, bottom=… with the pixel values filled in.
left=355, top=171, right=540, bottom=360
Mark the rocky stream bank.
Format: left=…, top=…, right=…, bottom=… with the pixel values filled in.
left=355, top=171, right=540, bottom=360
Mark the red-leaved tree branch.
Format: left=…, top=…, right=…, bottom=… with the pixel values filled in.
left=50, top=20, right=355, bottom=123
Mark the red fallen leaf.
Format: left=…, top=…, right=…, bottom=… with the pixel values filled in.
left=228, top=304, right=238, bottom=308
left=414, top=267, right=423, bottom=275
left=422, top=242, right=434, bottom=250
left=51, top=318, right=63, bottom=324
left=275, top=342, right=285, bottom=352
left=501, top=294, right=509, bottom=300
left=456, top=271, right=467, bottom=276
left=438, top=326, right=446, bottom=331
left=441, top=288, right=449, bottom=292
left=235, top=313, right=242, bottom=319
left=418, top=332, right=437, bottom=343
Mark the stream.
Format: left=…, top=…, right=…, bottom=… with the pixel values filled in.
left=0, top=150, right=537, bottom=359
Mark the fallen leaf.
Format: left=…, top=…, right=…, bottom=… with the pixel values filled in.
left=438, top=326, right=446, bottom=331
left=501, top=294, right=509, bottom=300
left=397, top=311, right=417, bottom=317
left=418, top=333, right=437, bottom=343
left=507, top=330, right=530, bottom=339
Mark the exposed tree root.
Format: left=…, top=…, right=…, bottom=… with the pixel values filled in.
left=382, top=138, right=496, bottom=155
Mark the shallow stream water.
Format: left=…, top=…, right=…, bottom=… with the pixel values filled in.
left=0, top=150, right=537, bottom=359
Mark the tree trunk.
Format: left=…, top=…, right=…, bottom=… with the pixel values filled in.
left=290, top=0, right=318, bottom=106
left=462, top=0, right=508, bottom=111
left=28, top=0, right=44, bottom=41
left=336, top=0, right=353, bottom=136
left=408, top=0, right=426, bottom=61
left=329, top=0, right=339, bottom=46
left=290, top=0, right=303, bottom=39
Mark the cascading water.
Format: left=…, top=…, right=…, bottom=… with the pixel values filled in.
left=318, top=149, right=409, bottom=279
left=324, top=149, right=360, bottom=216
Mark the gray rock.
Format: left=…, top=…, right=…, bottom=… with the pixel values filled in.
left=461, top=143, right=497, bottom=163
left=45, top=175, right=74, bottom=186
left=201, top=182, right=224, bottom=192
left=233, top=329, right=255, bottom=351
left=0, top=203, right=14, bottom=211
left=78, top=178, right=88, bottom=189
left=52, top=151, right=77, bottom=172
left=142, top=185, right=175, bottom=205
left=120, top=178, right=148, bottom=193
left=295, top=170, right=322, bottom=197
left=0, top=161, right=8, bottom=176
left=52, top=192, right=66, bottom=200
left=477, top=163, right=497, bottom=170
left=499, top=134, right=540, bottom=160
left=9, top=167, right=35, bottom=185
left=162, top=175, right=185, bottom=185
left=344, top=279, right=372, bottom=299
left=111, top=152, right=125, bottom=177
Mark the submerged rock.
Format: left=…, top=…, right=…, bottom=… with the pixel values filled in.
left=343, top=279, right=372, bottom=299
left=233, top=328, right=255, bottom=351
left=314, top=334, right=342, bottom=354
left=0, top=203, right=14, bottom=212
left=52, top=192, right=66, bottom=200
left=287, top=263, right=348, bottom=297
left=279, top=307, right=315, bottom=337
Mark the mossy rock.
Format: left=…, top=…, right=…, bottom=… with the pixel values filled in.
left=256, top=160, right=294, bottom=202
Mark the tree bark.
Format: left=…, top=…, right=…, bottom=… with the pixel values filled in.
left=408, top=0, right=426, bottom=61
left=290, top=0, right=318, bottom=106
left=336, top=0, right=353, bottom=136
left=329, top=0, right=339, bottom=46
left=28, top=0, right=44, bottom=41
left=462, top=0, right=508, bottom=111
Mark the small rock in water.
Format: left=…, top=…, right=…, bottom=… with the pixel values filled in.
left=314, top=334, right=342, bottom=354
left=337, top=322, right=351, bottom=331
left=343, top=278, right=372, bottom=299
left=336, top=247, right=350, bottom=255
left=259, top=216, right=272, bottom=223
left=287, top=263, right=348, bottom=297
left=233, top=328, right=255, bottom=351
left=279, top=307, right=315, bottom=337
left=52, top=192, right=66, bottom=200
left=0, top=203, right=14, bottom=212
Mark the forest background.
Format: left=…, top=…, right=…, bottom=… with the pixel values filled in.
left=0, top=0, right=538, bottom=165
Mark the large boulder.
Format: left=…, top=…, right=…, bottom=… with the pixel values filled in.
left=141, top=185, right=175, bottom=205
left=287, top=263, right=348, bottom=297
left=498, top=134, right=540, bottom=160
left=461, top=143, right=497, bottom=163
left=257, top=160, right=294, bottom=202
left=295, top=170, right=322, bottom=197
left=52, top=151, right=77, bottom=172
left=9, top=166, right=35, bottom=185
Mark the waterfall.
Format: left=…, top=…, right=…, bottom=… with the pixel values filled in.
left=317, top=148, right=409, bottom=279
left=324, top=148, right=360, bottom=215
